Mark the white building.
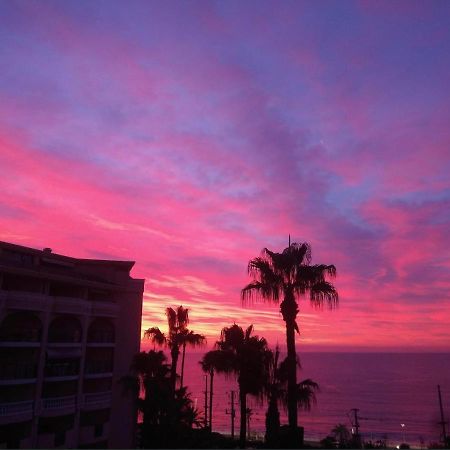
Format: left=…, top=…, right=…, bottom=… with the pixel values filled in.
left=0, top=241, right=144, bottom=448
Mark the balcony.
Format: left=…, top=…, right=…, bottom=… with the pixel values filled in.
left=0, top=291, right=50, bottom=312
left=90, top=302, right=119, bottom=318
left=53, top=296, right=91, bottom=315
left=0, top=400, right=33, bottom=424
left=39, top=395, right=76, bottom=416
left=84, top=361, right=113, bottom=378
left=82, top=392, right=112, bottom=410
left=44, top=362, right=79, bottom=381
left=0, top=362, right=37, bottom=384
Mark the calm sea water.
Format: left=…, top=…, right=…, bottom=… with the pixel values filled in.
left=180, top=352, right=450, bottom=447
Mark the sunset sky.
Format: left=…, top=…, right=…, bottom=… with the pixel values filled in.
left=1, top=0, right=449, bottom=352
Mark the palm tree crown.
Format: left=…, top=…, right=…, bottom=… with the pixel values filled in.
left=144, top=306, right=206, bottom=391
left=242, top=242, right=337, bottom=439
left=204, top=324, right=271, bottom=448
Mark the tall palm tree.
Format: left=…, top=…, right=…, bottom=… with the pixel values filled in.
left=242, top=242, right=337, bottom=438
left=180, top=330, right=206, bottom=388
left=199, top=349, right=229, bottom=431
left=145, top=306, right=205, bottom=391
left=207, top=324, right=270, bottom=448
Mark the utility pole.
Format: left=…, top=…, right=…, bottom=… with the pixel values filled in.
left=204, top=374, right=208, bottom=429
left=438, top=385, right=448, bottom=444
left=350, top=408, right=361, bottom=447
left=226, top=391, right=236, bottom=439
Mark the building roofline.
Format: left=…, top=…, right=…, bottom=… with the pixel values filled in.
left=0, top=240, right=136, bottom=271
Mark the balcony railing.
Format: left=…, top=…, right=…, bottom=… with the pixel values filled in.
left=84, top=360, right=113, bottom=375
left=0, top=363, right=37, bottom=380
left=41, top=395, right=76, bottom=411
left=53, top=296, right=91, bottom=315
left=0, top=400, right=33, bottom=417
left=83, top=392, right=112, bottom=407
left=44, top=362, right=79, bottom=378
left=91, top=302, right=119, bottom=317
left=0, top=291, right=49, bottom=312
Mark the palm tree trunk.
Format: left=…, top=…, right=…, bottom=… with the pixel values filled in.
left=239, top=388, right=247, bottom=449
left=209, top=369, right=214, bottom=430
left=180, top=342, right=186, bottom=388
left=281, top=295, right=299, bottom=435
left=170, top=346, right=179, bottom=392
left=286, top=319, right=297, bottom=432
left=265, top=395, right=280, bottom=447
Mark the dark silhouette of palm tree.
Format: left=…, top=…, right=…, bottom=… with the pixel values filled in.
left=200, top=349, right=229, bottom=431
left=121, top=350, right=200, bottom=448
left=332, top=423, right=351, bottom=447
left=206, top=324, right=270, bottom=448
left=242, top=242, right=337, bottom=439
left=144, top=306, right=205, bottom=391
left=120, top=350, right=171, bottom=440
left=180, top=330, right=206, bottom=388
left=265, top=347, right=319, bottom=447
left=265, top=346, right=283, bottom=447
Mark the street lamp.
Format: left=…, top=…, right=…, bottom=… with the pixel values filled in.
left=401, top=423, right=406, bottom=443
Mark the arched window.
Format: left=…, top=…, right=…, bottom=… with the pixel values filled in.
left=48, top=316, right=82, bottom=343
left=0, top=312, right=42, bottom=342
left=87, top=319, right=115, bottom=344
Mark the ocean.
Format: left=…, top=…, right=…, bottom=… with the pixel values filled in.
left=180, top=352, right=450, bottom=447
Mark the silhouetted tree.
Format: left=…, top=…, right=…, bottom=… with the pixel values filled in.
left=332, top=423, right=351, bottom=447
left=265, top=347, right=319, bottom=448
left=265, top=347, right=283, bottom=447
left=145, top=306, right=205, bottom=392
left=200, top=349, right=229, bottom=431
left=242, top=242, right=337, bottom=440
left=180, top=330, right=206, bottom=388
left=208, top=324, right=271, bottom=448
left=121, top=350, right=200, bottom=448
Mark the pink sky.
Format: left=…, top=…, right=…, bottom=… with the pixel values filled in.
left=1, top=1, right=449, bottom=351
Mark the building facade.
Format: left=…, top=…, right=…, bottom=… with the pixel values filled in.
left=0, top=241, right=144, bottom=449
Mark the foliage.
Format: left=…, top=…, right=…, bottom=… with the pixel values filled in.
left=331, top=423, right=351, bottom=448
left=123, top=349, right=201, bottom=448
left=205, top=324, right=271, bottom=448
left=265, top=347, right=319, bottom=448
left=144, top=306, right=206, bottom=391
left=242, top=242, right=337, bottom=438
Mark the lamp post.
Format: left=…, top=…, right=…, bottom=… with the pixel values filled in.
left=401, top=423, right=406, bottom=443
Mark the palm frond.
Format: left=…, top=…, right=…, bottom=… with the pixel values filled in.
left=176, top=305, right=189, bottom=329
left=182, top=330, right=206, bottom=347
left=144, top=327, right=167, bottom=345
left=297, top=378, right=319, bottom=411
left=309, top=281, right=338, bottom=308
left=241, top=281, right=281, bottom=304
left=166, top=307, right=177, bottom=331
